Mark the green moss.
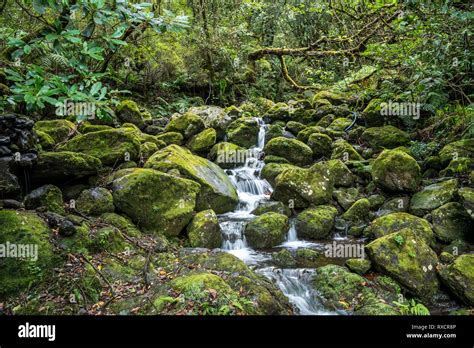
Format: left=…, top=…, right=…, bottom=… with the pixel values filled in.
left=361, top=126, right=410, bottom=150
left=295, top=205, right=338, bottom=239
left=24, top=184, right=64, bottom=214
left=345, top=258, right=371, bottom=275
left=155, top=132, right=184, bottom=145
left=440, top=157, right=473, bottom=176
left=307, top=133, right=332, bottom=159
left=99, top=212, right=143, bottom=238
left=34, top=119, right=75, bottom=144
left=331, top=139, right=363, bottom=161
left=244, top=212, right=288, bottom=249
left=35, top=130, right=55, bottom=150
left=226, top=117, right=260, bottom=148
left=140, top=141, right=159, bottom=162
left=324, top=159, right=354, bottom=187
left=209, top=142, right=246, bottom=169
left=187, top=128, right=217, bottom=154
left=264, top=137, right=313, bottom=166
left=333, top=187, right=359, bottom=210
left=165, top=112, right=205, bottom=138
left=285, top=121, right=306, bottom=136
left=32, top=151, right=101, bottom=181
left=187, top=209, right=222, bottom=248
left=438, top=254, right=474, bottom=306
left=341, top=198, right=371, bottom=225
left=327, top=117, right=352, bottom=132
left=116, top=99, right=152, bottom=128
left=431, top=202, right=471, bottom=242
left=76, top=187, right=114, bottom=216
left=439, top=139, right=474, bottom=166
left=409, top=179, right=458, bottom=216
left=251, top=201, right=291, bottom=217
left=296, top=126, right=327, bottom=143
left=261, top=163, right=297, bottom=187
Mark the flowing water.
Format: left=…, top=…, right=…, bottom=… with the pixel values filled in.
left=218, top=118, right=333, bottom=315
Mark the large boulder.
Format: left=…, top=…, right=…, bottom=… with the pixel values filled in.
left=59, top=128, right=141, bottom=166
left=76, top=187, right=115, bottom=216
left=361, top=126, right=410, bottom=150
left=325, top=159, right=355, bottom=187
left=439, top=139, right=474, bottom=166
left=295, top=205, right=338, bottom=239
left=331, top=139, right=363, bottom=161
left=244, top=212, right=288, bottom=249
left=164, top=112, right=205, bottom=139
left=226, top=117, right=260, bottom=148
left=261, top=163, right=297, bottom=187
left=209, top=142, right=246, bottom=169
left=366, top=228, right=439, bottom=300
left=0, top=210, right=56, bottom=295
left=145, top=145, right=238, bottom=214
left=307, top=133, right=332, bottom=159
left=116, top=100, right=152, bottom=129
left=155, top=132, right=184, bottom=146
left=438, top=254, right=474, bottom=306
left=264, top=137, right=313, bottom=166
left=188, top=106, right=234, bottom=140
left=110, top=168, right=200, bottom=236
left=24, top=184, right=64, bottom=214
left=431, top=202, right=471, bottom=243
left=186, top=209, right=222, bottom=249
left=372, top=149, right=421, bottom=192
left=34, top=119, right=75, bottom=144
left=186, top=128, right=216, bottom=155
left=409, top=179, right=458, bottom=216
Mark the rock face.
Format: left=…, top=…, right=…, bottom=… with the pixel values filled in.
left=438, top=254, right=474, bottom=306
left=110, top=168, right=200, bottom=236
left=188, top=106, right=234, bottom=140
left=145, top=145, right=238, bottom=214
left=409, top=179, right=458, bottom=216
left=244, top=212, right=288, bottom=249
left=366, top=228, right=439, bottom=300
left=76, top=187, right=115, bottom=216
left=361, top=126, right=410, bottom=150
left=186, top=209, right=222, bottom=248
left=431, top=202, right=471, bottom=242
left=34, top=119, right=75, bottom=144
left=0, top=210, right=56, bottom=295
left=372, top=149, right=421, bottom=192
left=264, top=137, right=313, bottom=166
left=24, top=184, right=64, bottom=214
left=116, top=100, right=152, bottom=129
left=60, top=128, right=141, bottom=166
left=295, top=205, right=338, bottom=239
left=187, top=128, right=216, bottom=155
left=165, top=112, right=205, bottom=139
left=226, top=117, right=260, bottom=148
left=271, top=164, right=334, bottom=208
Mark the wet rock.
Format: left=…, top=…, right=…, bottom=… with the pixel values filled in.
left=431, top=202, right=471, bottom=243
left=226, top=117, right=260, bottom=148
left=438, top=254, right=474, bottom=306
left=186, top=209, right=222, bottom=249
left=155, top=131, right=184, bottom=145
left=186, top=128, right=216, bottom=155
left=409, top=179, right=458, bottom=216
left=361, top=126, right=410, bottom=150
left=251, top=201, right=291, bottom=217
left=209, top=142, right=246, bottom=169
left=331, top=139, right=363, bottom=161
left=295, top=205, right=338, bottom=239
left=264, top=137, right=313, bottom=166
left=24, top=184, right=64, bottom=214
left=165, top=112, right=205, bottom=139
left=244, top=212, right=288, bottom=249
left=189, top=106, right=234, bottom=140
left=76, top=187, right=114, bottom=216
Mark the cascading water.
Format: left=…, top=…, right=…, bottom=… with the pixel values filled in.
left=218, top=118, right=333, bottom=315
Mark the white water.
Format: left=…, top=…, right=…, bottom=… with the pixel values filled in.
left=218, top=118, right=333, bottom=315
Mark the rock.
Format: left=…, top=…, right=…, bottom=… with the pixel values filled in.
left=145, top=145, right=238, bottom=213
left=251, top=201, right=291, bottom=217
left=76, top=187, right=114, bottom=216
left=263, top=102, right=292, bottom=123
left=244, top=212, right=288, bottom=249
left=271, top=164, right=334, bottom=208
left=440, top=157, right=473, bottom=177
left=59, top=128, right=141, bottom=166
left=110, top=168, right=200, bottom=236
left=164, top=112, right=205, bottom=139
left=365, top=212, right=434, bottom=244
left=78, top=124, right=113, bottom=134
left=265, top=123, right=285, bottom=144
left=272, top=249, right=297, bottom=268
left=116, top=100, right=152, bottom=129
left=264, top=137, right=313, bottom=166
left=361, top=126, right=410, bottom=150
left=431, top=202, right=471, bottom=243
left=307, top=133, right=332, bottom=159
left=324, top=159, right=355, bottom=187
left=99, top=213, right=143, bottom=238
left=372, top=149, right=421, bottom=192
left=312, top=90, right=355, bottom=106
left=0, top=157, right=21, bottom=198
left=331, top=139, right=363, bottom=161
left=438, top=254, right=474, bottom=306
left=0, top=210, right=56, bottom=295
left=295, top=205, right=338, bottom=239
left=226, top=117, right=260, bottom=148
left=327, top=117, right=352, bottom=132
left=345, top=258, right=372, bottom=275
left=285, top=121, right=306, bottom=136
left=260, top=163, right=297, bottom=187
left=32, top=151, right=101, bottom=181
left=341, top=198, right=371, bottom=225
left=264, top=155, right=289, bottom=164
left=139, top=142, right=159, bottom=162
left=296, top=126, right=327, bottom=143
left=155, top=132, right=184, bottom=145
left=187, top=128, right=216, bottom=155
left=188, top=106, right=233, bottom=140
left=409, top=179, right=458, bottom=216
left=458, top=187, right=474, bottom=219
left=35, top=130, right=55, bottom=150
left=88, top=226, right=127, bottom=253
left=366, top=228, right=439, bottom=300
left=367, top=194, right=385, bottom=209
left=24, top=184, right=64, bottom=214
left=34, top=119, right=75, bottom=144
left=439, top=252, right=455, bottom=264
left=186, top=209, right=222, bottom=249
left=439, top=139, right=474, bottom=166
left=209, top=142, right=246, bottom=169
left=333, top=187, right=359, bottom=210
left=378, top=196, right=410, bottom=216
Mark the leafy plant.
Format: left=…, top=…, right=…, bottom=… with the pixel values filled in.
left=393, top=299, right=430, bottom=316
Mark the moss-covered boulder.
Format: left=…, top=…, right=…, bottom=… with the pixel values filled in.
left=345, top=259, right=371, bottom=275
left=458, top=187, right=474, bottom=219
left=312, top=90, right=354, bottom=106
left=271, top=164, right=334, bottom=208
left=364, top=212, right=434, bottom=244
left=261, top=163, right=297, bottom=187
left=366, top=228, right=439, bottom=300
left=33, top=152, right=100, bottom=183
left=155, top=131, right=184, bottom=145
left=295, top=205, right=338, bottom=239
left=327, top=117, right=352, bottom=132
left=440, top=157, right=473, bottom=177
left=264, top=137, right=313, bottom=166
left=226, top=117, right=260, bottom=148
left=325, top=159, right=355, bottom=187
left=0, top=210, right=56, bottom=295
left=285, top=121, right=306, bottom=136
left=78, top=123, right=113, bottom=134
left=372, top=149, right=421, bottom=192
left=341, top=198, right=371, bottom=225
left=59, top=128, right=141, bottom=166
left=439, top=139, right=474, bottom=166
left=333, top=187, right=359, bottom=210
left=331, top=139, right=363, bottom=161
left=145, top=145, right=238, bottom=213
left=24, top=184, right=64, bottom=214
left=116, top=100, right=152, bottom=129
left=140, top=141, right=159, bottom=162
left=307, top=133, right=332, bottom=159
left=188, top=106, right=233, bottom=140
left=265, top=123, right=285, bottom=144
left=35, top=130, right=55, bottom=150
left=34, top=119, right=75, bottom=144
left=187, top=128, right=216, bottom=155
left=431, top=203, right=471, bottom=243
left=409, top=179, right=458, bottom=216
left=438, top=254, right=474, bottom=306
left=251, top=201, right=291, bottom=217
left=296, top=125, right=327, bottom=143
left=186, top=209, right=222, bottom=249
left=361, top=126, right=410, bottom=150
left=164, top=112, right=205, bottom=139
left=99, top=212, right=143, bottom=238
left=76, top=187, right=114, bottom=216
left=263, top=102, right=292, bottom=123
left=110, top=168, right=200, bottom=236
left=244, top=212, right=288, bottom=249
left=209, top=142, right=246, bottom=169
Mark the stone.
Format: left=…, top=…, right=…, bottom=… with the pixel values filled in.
left=187, top=210, right=222, bottom=249
left=244, top=212, right=288, bottom=249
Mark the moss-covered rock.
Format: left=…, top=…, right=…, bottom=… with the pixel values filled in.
left=296, top=126, right=327, bottom=143
left=439, top=139, right=474, bottom=166
left=263, top=102, right=292, bottom=123
left=76, top=187, right=114, bottom=216
left=333, top=187, right=359, bottom=210
left=341, top=198, right=371, bottom=225
left=438, top=254, right=474, bottom=306
left=361, top=126, right=410, bottom=150
left=264, top=155, right=289, bottom=164
left=378, top=196, right=410, bottom=216
left=187, top=128, right=216, bottom=155
left=285, top=121, right=306, bottom=136
left=188, top=106, right=234, bottom=140
left=140, top=141, right=159, bottom=162
left=264, top=137, right=313, bottom=166
left=345, top=258, right=371, bottom=275
left=34, top=119, right=75, bottom=144
left=155, top=131, right=184, bottom=145
left=226, top=117, right=260, bottom=148
left=261, top=163, right=297, bottom=187
left=164, top=112, right=205, bottom=139
left=24, top=184, right=64, bottom=214
left=327, top=117, right=352, bottom=132
left=88, top=226, right=128, bottom=253
left=170, top=272, right=233, bottom=294
left=307, top=133, right=332, bottom=159
left=272, top=249, right=297, bottom=268
left=116, top=100, right=152, bottom=129
left=409, top=179, right=458, bottom=216
left=59, top=128, right=141, bottom=166
left=372, top=149, right=421, bottom=192
left=99, top=212, right=142, bottom=238
left=324, top=159, right=355, bottom=187
left=366, top=228, right=439, bottom=300
left=0, top=210, right=56, bottom=296
left=32, top=151, right=101, bottom=181
left=145, top=145, right=238, bottom=213
left=265, top=123, right=285, bottom=144
left=78, top=124, right=113, bottom=134
left=244, top=212, right=288, bottom=249
left=187, top=209, right=222, bottom=249
left=440, top=157, right=473, bottom=176
left=331, top=139, right=363, bottom=161
left=295, top=205, right=338, bottom=239
left=209, top=142, right=246, bottom=169
left=458, top=187, right=474, bottom=219
left=110, top=168, right=200, bottom=236
left=312, top=90, right=354, bottom=106
left=35, top=130, right=55, bottom=150
left=251, top=201, right=291, bottom=217
left=431, top=202, right=471, bottom=243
